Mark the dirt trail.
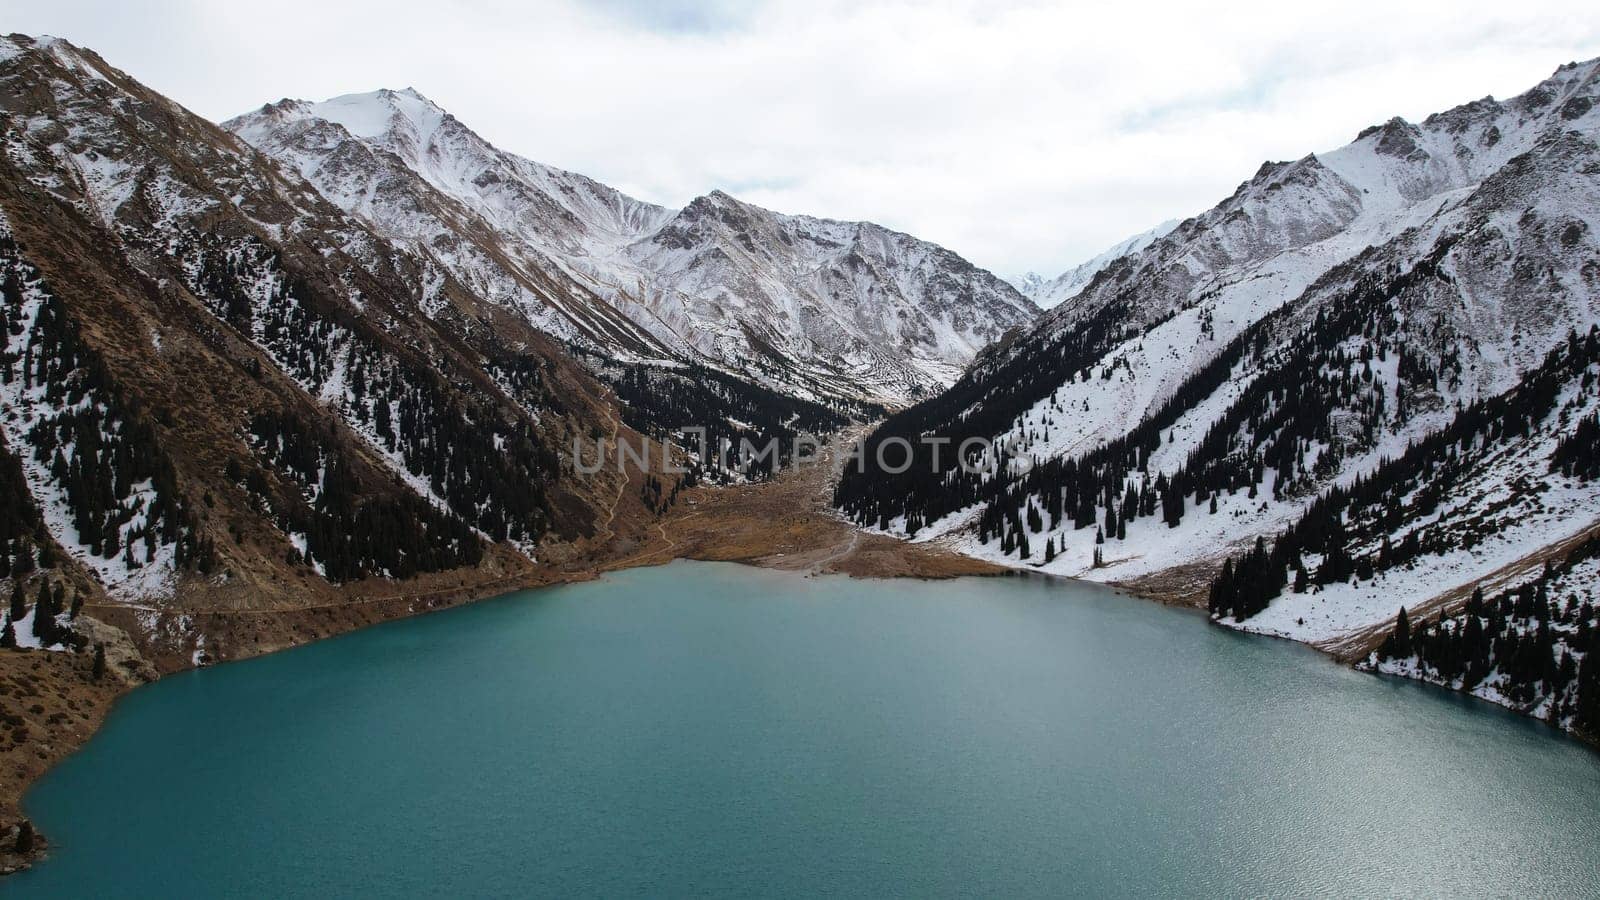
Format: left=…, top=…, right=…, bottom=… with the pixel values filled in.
left=593, top=402, right=627, bottom=542
left=807, top=531, right=861, bottom=574
left=1318, top=519, right=1600, bottom=661
left=604, top=512, right=701, bottom=571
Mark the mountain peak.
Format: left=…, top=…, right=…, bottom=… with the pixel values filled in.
left=299, top=87, right=447, bottom=139
left=369, top=85, right=440, bottom=107
left=1, top=32, right=66, bottom=56
left=696, top=189, right=743, bottom=207
left=2, top=33, right=120, bottom=84
left=677, top=189, right=758, bottom=225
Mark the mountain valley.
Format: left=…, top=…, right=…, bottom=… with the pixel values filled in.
left=3, top=29, right=1600, bottom=877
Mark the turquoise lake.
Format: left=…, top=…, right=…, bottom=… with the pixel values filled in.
left=14, top=561, right=1600, bottom=897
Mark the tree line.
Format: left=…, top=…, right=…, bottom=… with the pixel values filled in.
left=1372, top=533, right=1600, bottom=736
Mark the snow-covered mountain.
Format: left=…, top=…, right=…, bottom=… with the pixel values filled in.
left=7, top=29, right=1598, bottom=738
left=836, top=56, right=1600, bottom=733
left=227, top=91, right=1038, bottom=404
left=0, top=34, right=640, bottom=659
left=1013, top=220, right=1178, bottom=309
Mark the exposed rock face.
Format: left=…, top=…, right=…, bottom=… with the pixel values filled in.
left=228, top=91, right=1038, bottom=404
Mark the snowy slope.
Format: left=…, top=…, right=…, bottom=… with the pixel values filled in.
left=839, top=57, right=1600, bottom=651
left=0, top=214, right=178, bottom=603
left=627, top=190, right=1040, bottom=401
left=225, top=91, right=676, bottom=360
left=0, top=34, right=626, bottom=654
left=228, top=92, right=1038, bottom=404
left=1358, top=526, right=1600, bottom=734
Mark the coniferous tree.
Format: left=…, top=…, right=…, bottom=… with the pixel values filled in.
left=31, top=581, right=56, bottom=644
left=11, top=538, right=34, bottom=577
left=1574, top=621, right=1600, bottom=734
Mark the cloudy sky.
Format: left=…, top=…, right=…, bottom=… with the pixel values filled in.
left=8, top=0, right=1600, bottom=277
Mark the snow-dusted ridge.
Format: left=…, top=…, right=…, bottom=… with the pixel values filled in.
left=0, top=33, right=627, bottom=658
left=1014, top=219, right=1180, bottom=310
left=838, top=56, right=1600, bottom=674
left=227, top=90, right=1039, bottom=405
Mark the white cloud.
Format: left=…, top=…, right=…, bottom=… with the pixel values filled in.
left=8, top=0, right=1599, bottom=276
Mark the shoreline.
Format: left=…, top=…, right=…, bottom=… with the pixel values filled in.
left=0, top=435, right=1003, bottom=876
left=9, top=441, right=1591, bottom=875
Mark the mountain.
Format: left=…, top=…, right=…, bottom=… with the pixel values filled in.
left=1013, top=219, right=1179, bottom=309
left=6, top=28, right=1597, bottom=746
left=227, top=91, right=1038, bottom=404
left=225, top=89, right=678, bottom=361
left=834, top=57, right=1600, bottom=732
left=0, top=34, right=645, bottom=664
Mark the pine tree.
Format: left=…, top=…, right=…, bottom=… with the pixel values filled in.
left=31, top=581, right=55, bottom=643
left=8, top=580, right=24, bottom=622
left=0, top=618, right=14, bottom=649
left=92, top=643, right=107, bottom=681
left=1575, top=627, right=1600, bottom=735
left=1389, top=606, right=1412, bottom=659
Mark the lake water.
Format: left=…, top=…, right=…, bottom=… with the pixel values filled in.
left=15, top=561, right=1600, bottom=897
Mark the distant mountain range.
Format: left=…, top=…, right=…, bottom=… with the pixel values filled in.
left=1012, top=219, right=1178, bottom=309
left=227, top=89, right=1037, bottom=405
